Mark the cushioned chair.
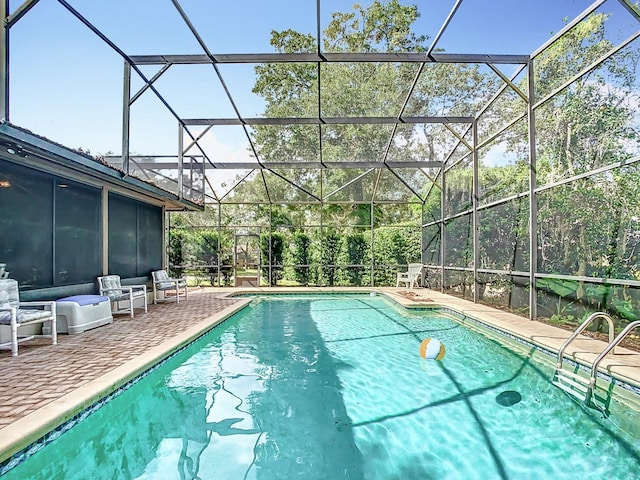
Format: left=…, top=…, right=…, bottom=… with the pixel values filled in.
left=97, top=275, right=147, bottom=318
left=152, top=270, right=188, bottom=304
left=396, top=263, right=423, bottom=289
left=0, top=279, right=57, bottom=356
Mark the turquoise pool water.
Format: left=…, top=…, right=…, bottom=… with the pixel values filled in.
left=3, top=294, right=640, bottom=479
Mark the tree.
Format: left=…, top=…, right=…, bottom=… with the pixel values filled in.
left=291, top=231, right=312, bottom=286
left=197, top=229, right=221, bottom=286
left=342, top=232, right=368, bottom=286
left=490, top=12, right=640, bottom=321
left=533, top=14, right=639, bottom=310
left=372, top=226, right=420, bottom=285
left=260, top=232, right=285, bottom=286
left=250, top=0, right=432, bottom=206
left=319, top=231, right=341, bottom=286
left=168, top=228, right=191, bottom=278
left=245, top=0, right=500, bottom=287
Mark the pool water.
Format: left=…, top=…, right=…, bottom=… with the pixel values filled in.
left=3, top=295, right=640, bottom=479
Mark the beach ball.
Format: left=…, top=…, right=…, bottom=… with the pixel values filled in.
left=419, top=338, right=445, bottom=361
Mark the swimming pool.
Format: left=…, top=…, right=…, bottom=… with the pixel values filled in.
left=2, top=294, right=640, bottom=479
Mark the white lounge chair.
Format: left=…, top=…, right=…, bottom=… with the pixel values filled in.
left=396, top=263, right=423, bottom=289
left=0, top=279, right=57, bottom=356
left=151, top=269, right=188, bottom=304
left=97, top=275, right=147, bottom=318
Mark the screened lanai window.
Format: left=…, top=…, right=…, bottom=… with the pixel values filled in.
left=0, top=159, right=101, bottom=288
left=108, top=192, right=162, bottom=278
left=54, top=178, right=102, bottom=285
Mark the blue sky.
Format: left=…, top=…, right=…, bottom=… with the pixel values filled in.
left=6, top=0, right=637, bottom=167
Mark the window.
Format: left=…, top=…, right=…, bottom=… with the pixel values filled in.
left=0, top=159, right=101, bottom=288
left=108, top=192, right=162, bottom=277
left=54, top=179, right=102, bottom=285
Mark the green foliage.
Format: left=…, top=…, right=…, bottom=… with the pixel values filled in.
left=372, top=227, right=420, bottom=285
left=342, top=232, right=369, bottom=286
left=324, top=0, right=426, bottom=52
left=168, top=8, right=640, bottom=322
left=167, top=229, right=190, bottom=277
left=509, top=13, right=640, bottom=292
left=291, top=232, right=311, bottom=286
left=196, top=230, right=219, bottom=264
left=583, top=284, right=609, bottom=309
left=320, top=231, right=342, bottom=286
left=535, top=13, right=615, bottom=100
left=260, top=232, right=285, bottom=286
left=244, top=0, right=500, bottom=208
left=536, top=278, right=579, bottom=298
left=611, top=298, right=636, bottom=321
left=549, top=314, right=577, bottom=326
left=167, top=227, right=231, bottom=285
left=196, top=229, right=220, bottom=286
left=536, top=278, right=579, bottom=318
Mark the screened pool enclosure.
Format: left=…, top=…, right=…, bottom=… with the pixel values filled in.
left=1, top=0, right=640, bottom=325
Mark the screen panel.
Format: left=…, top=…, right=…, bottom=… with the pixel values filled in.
left=108, top=193, right=138, bottom=278
left=108, top=193, right=162, bottom=278
left=54, top=179, right=102, bottom=285
left=0, top=160, right=53, bottom=288
left=137, top=203, right=163, bottom=276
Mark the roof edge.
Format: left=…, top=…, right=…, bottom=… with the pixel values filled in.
left=0, top=122, right=203, bottom=211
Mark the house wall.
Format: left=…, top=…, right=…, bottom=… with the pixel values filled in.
left=0, top=158, right=164, bottom=301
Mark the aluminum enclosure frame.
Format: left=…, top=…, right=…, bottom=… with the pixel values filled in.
left=3, top=0, right=640, bottom=322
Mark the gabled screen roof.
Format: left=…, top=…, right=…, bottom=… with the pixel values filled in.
left=6, top=0, right=639, bottom=206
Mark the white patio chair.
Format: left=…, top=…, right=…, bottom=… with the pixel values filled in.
left=396, top=263, right=423, bottom=289
left=97, top=275, right=147, bottom=318
left=0, top=279, right=57, bottom=356
left=152, top=269, right=188, bottom=304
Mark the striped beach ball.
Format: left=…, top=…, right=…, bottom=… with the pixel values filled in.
left=419, top=338, right=446, bottom=361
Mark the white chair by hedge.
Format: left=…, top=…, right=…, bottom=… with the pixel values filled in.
left=396, top=263, right=423, bottom=289
left=152, top=270, right=188, bottom=304
left=0, top=279, right=57, bottom=357
left=97, top=275, right=147, bottom=318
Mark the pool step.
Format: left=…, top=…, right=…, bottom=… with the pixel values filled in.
left=552, top=368, right=590, bottom=401
left=553, top=368, right=613, bottom=414
left=589, top=383, right=612, bottom=413
left=553, top=313, right=635, bottom=414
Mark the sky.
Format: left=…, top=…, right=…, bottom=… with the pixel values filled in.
left=5, top=0, right=639, bottom=189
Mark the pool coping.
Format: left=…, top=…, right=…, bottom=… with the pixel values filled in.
left=1, top=287, right=639, bottom=470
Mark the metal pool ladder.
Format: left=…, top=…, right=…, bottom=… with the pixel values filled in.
left=553, top=312, right=640, bottom=411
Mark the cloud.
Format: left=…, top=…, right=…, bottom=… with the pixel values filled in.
left=480, top=141, right=518, bottom=167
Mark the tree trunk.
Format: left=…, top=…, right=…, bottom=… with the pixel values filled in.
left=576, top=223, right=587, bottom=303
left=565, top=122, right=575, bottom=177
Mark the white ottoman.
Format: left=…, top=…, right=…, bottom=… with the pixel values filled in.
left=50, top=295, right=113, bottom=334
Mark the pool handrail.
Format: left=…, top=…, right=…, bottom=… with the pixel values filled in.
left=556, top=311, right=616, bottom=370
left=589, top=320, right=640, bottom=389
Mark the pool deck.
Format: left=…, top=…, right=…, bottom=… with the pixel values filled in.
left=1, top=286, right=640, bottom=464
